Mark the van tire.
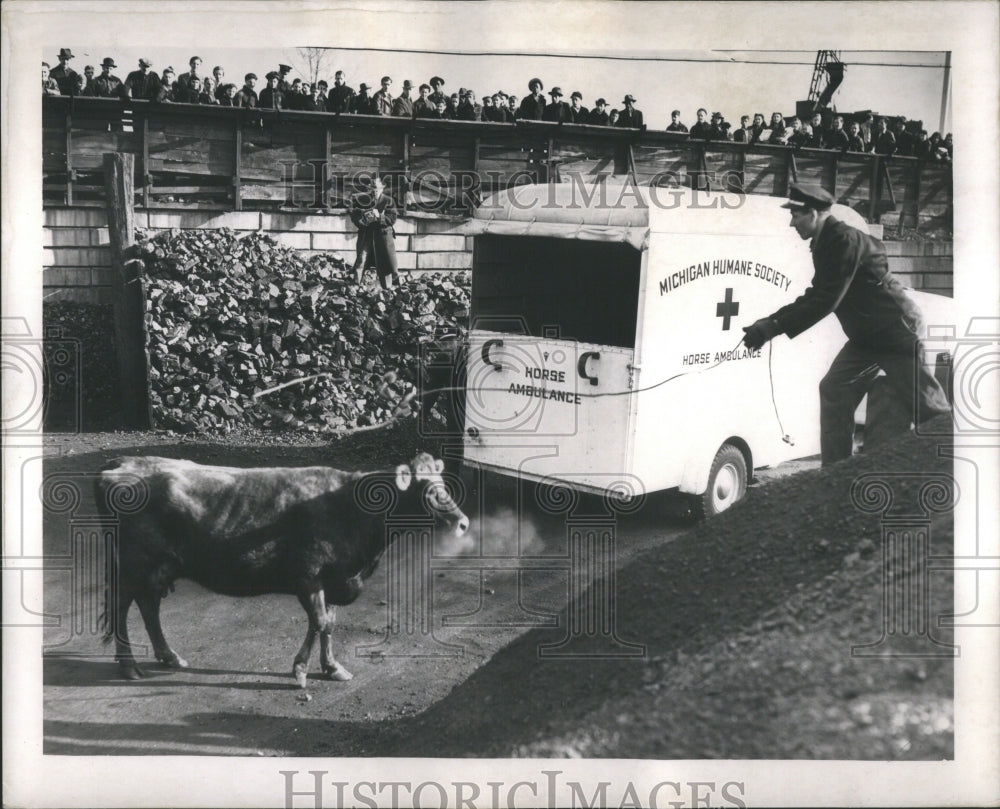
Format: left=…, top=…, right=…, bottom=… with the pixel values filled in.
left=697, top=443, right=748, bottom=518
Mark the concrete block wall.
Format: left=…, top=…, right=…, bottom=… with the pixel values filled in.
left=43, top=208, right=473, bottom=304
left=43, top=207, right=951, bottom=303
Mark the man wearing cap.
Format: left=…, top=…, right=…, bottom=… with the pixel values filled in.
left=49, top=49, right=78, bottom=96
left=349, top=175, right=400, bottom=291
left=276, top=64, right=293, bottom=94
left=542, top=87, right=569, bottom=123
left=372, top=76, right=394, bottom=115
left=518, top=78, right=546, bottom=121
left=666, top=109, right=688, bottom=133
left=352, top=83, right=373, bottom=114
left=124, top=59, right=160, bottom=101
left=392, top=81, right=415, bottom=117
left=428, top=76, right=447, bottom=108
left=567, top=91, right=589, bottom=124
left=615, top=94, right=643, bottom=128
left=91, top=58, right=125, bottom=99
left=259, top=72, right=283, bottom=110
left=742, top=184, right=950, bottom=464
left=457, top=89, right=483, bottom=121
left=586, top=99, right=609, bottom=126
left=235, top=73, right=258, bottom=108
left=328, top=71, right=355, bottom=113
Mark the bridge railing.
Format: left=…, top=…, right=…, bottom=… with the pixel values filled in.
left=42, top=95, right=952, bottom=236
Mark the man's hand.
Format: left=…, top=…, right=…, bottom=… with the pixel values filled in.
left=742, top=317, right=781, bottom=350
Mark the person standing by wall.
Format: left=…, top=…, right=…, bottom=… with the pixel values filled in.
left=349, top=175, right=401, bottom=291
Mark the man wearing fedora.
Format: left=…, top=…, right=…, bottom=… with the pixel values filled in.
left=124, top=58, right=161, bottom=101
left=589, top=98, right=610, bottom=126
left=428, top=76, right=447, bottom=108
left=49, top=48, right=78, bottom=96
left=91, top=58, right=125, bottom=99
left=352, top=83, right=373, bottom=114
left=542, top=86, right=569, bottom=123
left=742, top=184, right=951, bottom=464
left=349, top=175, right=401, bottom=291
left=518, top=78, right=546, bottom=121
left=615, top=94, right=643, bottom=128
left=392, top=80, right=415, bottom=117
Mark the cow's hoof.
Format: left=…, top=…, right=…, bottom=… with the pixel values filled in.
left=158, top=653, right=189, bottom=668
left=325, top=665, right=353, bottom=682
left=293, top=665, right=308, bottom=689
left=120, top=663, right=146, bottom=680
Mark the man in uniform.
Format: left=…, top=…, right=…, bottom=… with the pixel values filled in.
left=49, top=48, right=78, bottom=96
left=235, top=73, right=258, bottom=108
left=666, top=109, right=688, bottom=133
left=741, top=184, right=950, bottom=465
left=124, top=58, right=160, bottom=101
left=349, top=175, right=401, bottom=290
left=277, top=64, right=294, bottom=94
left=615, top=94, right=643, bottom=128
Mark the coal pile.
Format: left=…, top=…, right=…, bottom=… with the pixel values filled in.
left=135, top=228, right=469, bottom=433
left=43, top=301, right=123, bottom=430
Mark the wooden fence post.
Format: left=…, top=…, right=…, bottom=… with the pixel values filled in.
left=103, top=152, right=151, bottom=428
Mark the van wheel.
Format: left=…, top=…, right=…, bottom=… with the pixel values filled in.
left=697, top=444, right=748, bottom=518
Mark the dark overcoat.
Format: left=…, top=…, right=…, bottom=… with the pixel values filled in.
left=349, top=191, right=399, bottom=276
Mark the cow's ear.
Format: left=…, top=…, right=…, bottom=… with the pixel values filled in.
left=395, top=464, right=412, bottom=491
left=434, top=458, right=445, bottom=473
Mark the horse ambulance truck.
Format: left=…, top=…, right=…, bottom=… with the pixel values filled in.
left=460, top=182, right=951, bottom=515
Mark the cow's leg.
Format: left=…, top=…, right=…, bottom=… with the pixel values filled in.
left=135, top=591, right=188, bottom=669
left=293, top=590, right=325, bottom=688
left=320, top=605, right=353, bottom=682
left=112, top=583, right=144, bottom=680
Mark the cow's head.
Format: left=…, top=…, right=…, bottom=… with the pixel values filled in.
left=395, top=452, right=469, bottom=538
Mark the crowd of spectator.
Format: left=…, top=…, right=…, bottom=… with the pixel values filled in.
left=42, top=48, right=955, bottom=162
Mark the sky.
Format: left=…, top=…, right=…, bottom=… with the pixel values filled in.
left=59, top=46, right=952, bottom=133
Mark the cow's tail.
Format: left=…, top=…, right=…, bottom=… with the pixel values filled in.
left=94, top=460, right=122, bottom=645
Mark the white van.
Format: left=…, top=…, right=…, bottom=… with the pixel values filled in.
left=460, top=182, right=952, bottom=515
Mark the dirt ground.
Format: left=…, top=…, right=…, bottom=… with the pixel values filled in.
left=41, top=419, right=953, bottom=759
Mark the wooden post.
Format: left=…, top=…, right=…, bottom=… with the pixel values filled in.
left=868, top=155, right=880, bottom=223
left=65, top=106, right=74, bottom=205
left=104, top=152, right=151, bottom=429
left=234, top=120, right=243, bottom=211
left=139, top=110, right=150, bottom=208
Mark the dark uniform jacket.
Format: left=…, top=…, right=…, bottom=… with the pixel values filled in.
left=666, top=122, right=688, bottom=133
left=351, top=92, right=373, bottom=114
left=49, top=64, right=78, bottom=96
left=567, top=105, right=589, bottom=124
left=349, top=191, right=399, bottom=277
left=873, top=130, right=896, bottom=157
left=589, top=109, right=610, bottom=126
left=124, top=70, right=161, bottom=101
left=847, top=134, right=867, bottom=152
left=328, top=84, right=355, bottom=113
left=808, top=127, right=827, bottom=148
left=772, top=216, right=921, bottom=344
left=517, top=93, right=546, bottom=121
left=235, top=86, right=258, bottom=108
left=615, top=107, right=643, bottom=128
left=457, top=101, right=482, bottom=121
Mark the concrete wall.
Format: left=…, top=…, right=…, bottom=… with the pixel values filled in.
left=43, top=207, right=953, bottom=304
left=43, top=208, right=473, bottom=304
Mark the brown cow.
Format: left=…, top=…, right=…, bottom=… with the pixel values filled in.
left=96, top=452, right=469, bottom=686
